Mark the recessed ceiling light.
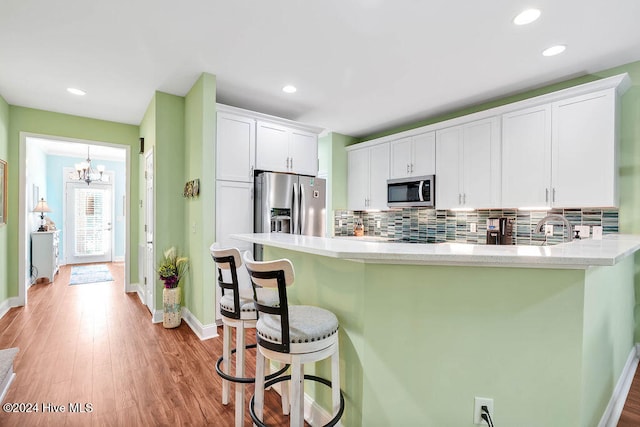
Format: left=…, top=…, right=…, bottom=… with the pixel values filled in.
left=542, top=45, right=566, bottom=57
left=282, top=85, right=297, bottom=94
left=67, top=87, right=86, bottom=96
left=513, top=8, right=541, bottom=25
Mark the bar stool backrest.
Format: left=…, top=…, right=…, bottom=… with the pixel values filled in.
left=210, top=245, right=244, bottom=319
left=243, top=252, right=296, bottom=353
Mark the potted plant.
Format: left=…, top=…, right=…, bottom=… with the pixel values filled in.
left=157, top=247, right=189, bottom=328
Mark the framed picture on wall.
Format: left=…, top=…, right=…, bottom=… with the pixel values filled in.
left=0, top=159, right=7, bottom=225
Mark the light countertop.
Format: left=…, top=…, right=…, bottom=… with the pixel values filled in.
left=231, top=233, right=640, bottom=269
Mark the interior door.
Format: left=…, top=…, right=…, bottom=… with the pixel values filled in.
left=65, top=181, right=113, bottom=264
left=144, top=149, right=155, bottom=311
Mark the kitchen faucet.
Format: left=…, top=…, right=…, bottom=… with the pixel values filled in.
left=534, top=214, right=574, bottom=242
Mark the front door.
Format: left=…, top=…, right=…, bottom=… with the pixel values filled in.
left=65, top=181, right=113, bottom=264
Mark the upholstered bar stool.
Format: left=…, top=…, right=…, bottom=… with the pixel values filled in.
left=243, top=252, right=345, bottom=427
left=210, top=245, right=288, bottom=427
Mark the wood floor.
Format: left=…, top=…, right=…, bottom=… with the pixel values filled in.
left=0, top=263, right=292, bottom=426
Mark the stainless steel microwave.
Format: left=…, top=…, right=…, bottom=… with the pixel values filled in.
left=387, top=175, right=435, bottom=208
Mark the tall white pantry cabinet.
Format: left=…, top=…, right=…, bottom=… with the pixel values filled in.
left=214, top=104, right=322, bottom=320
left=31, top=230, right=60, bottom=283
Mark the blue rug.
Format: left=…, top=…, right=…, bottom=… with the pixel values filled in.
left=69, top=264, right=114, bottom=285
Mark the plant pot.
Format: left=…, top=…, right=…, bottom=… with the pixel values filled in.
left=163, top=286, right=181, bottom=328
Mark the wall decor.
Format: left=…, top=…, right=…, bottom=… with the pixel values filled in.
left=183, top=179, right=200, bottom=198
left=0, top=159, right=6, bottom=225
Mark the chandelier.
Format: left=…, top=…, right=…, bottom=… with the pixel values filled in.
left=75, top=146, right=105, bottom=185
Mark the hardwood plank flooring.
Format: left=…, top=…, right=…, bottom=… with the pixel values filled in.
left=0, top=263, right=292, bottom=426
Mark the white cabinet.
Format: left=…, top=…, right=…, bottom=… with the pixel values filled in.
left=551, top=89, right=617, bottom=207
left=347, top=143, right=390, bottom=210
left=216, top=111, right=255, bottom=182
left=501, top=88, right=618, bottom=208
left=256, top=121, right=318, bottom=176
left=389, top=131, right=436, bottom=179
left=215, top=181, right=254, bottom=252
left=31, top=230, right=60, bottom=283
left=501, top=104, right=552, bottom=208
left=435, top=117, right=500, bottom=210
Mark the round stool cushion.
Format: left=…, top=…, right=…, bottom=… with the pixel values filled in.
left=256, top=305, right=339, bottom=353
left=220, top=293, right=257, bottom=313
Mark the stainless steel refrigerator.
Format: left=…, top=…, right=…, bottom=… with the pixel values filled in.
left=254, top=171, right=326, bottom=259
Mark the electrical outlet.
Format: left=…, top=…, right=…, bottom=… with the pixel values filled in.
left=470, top=222, right=477, bottom=233
left=338, top=219, right=343, bottom=227
left=474, top=397, right=494, bottom=425
left=545, top=224, right=554, bottom=236
left=376, top=220, right=381, bottom=228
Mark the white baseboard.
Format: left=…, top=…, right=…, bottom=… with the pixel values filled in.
left=599, top=343, right=640, bottom=427
left=0, top=297, right=22, bottom=321
left=127, top=281, right=140, bottom=294
left=182, top=307, right=219, bottom=340
left=152, top=309, right=163, bottom=324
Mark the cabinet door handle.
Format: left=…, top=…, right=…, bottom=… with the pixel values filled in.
left=552, top=188, right=556, bottom=203
left=458, top=194, right=462, bottom=205
left=291, top=157, right=293, bottom=169
left=410, top=163, right=414, bottom=173
left=463, top=193, right=466, bottom=205
left=286, top=157, right=290, bottom=169
left=250, top=166, right=254, bottom=178
left=407, top=164, right=410, bottom=173
left=545, top=188, right=549, bottom=203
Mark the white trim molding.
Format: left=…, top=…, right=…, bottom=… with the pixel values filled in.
left=599, top=343, right=640, bottom=427
left=128, top=281, right=141, bottom=295
left=0, top=297, right=22, bottom=320
left=152, top=309, right=163, bottom=324
left=270, top=378, right=341, bottom=426
left=181, top=307, right=219, bottom=340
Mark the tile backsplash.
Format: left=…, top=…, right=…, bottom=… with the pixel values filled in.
left=334, top=208, right=618, bottom=245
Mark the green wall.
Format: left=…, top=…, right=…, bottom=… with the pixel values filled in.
left=0, top=95, right=8, bottom=305
left=266, top=246, right=635, bottom=426
left=184, top=73, right=217, bottom=325
left=152, top=93, right=186, bottom=309
left=319, top=132, right=356, bottom=235
left=6, top=106, right=140, bottom=298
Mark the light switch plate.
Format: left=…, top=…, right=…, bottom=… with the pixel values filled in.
left=470, top=223, right=477, bottom=233
left=592, top=226, right=603, bottom=240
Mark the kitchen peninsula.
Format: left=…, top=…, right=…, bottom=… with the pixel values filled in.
left=233, top=233, right=640, bottom=426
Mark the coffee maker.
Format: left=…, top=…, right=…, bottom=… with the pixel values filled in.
left=486, top=217, right=513, bottom=245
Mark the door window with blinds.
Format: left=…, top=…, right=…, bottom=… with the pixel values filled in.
left=73, top=188, right=108, bottom=256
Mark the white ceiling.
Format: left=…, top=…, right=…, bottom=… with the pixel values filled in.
left=1, top=1, right=639, bottom=139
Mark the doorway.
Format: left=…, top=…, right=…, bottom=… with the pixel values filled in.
left=18, top=133, right=131, bottom=306
left=64, top=177, right=114, bottom=264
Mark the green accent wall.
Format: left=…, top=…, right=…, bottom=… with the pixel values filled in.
left=152, top=93, right=186, bottom=309
left=266, top=246, right=634, bottom=426
left=184, top=73, right=217, bottom=324
left=6, top=106, right=139, bottom=298
left=319, top=132, right=356, bottom=235
left=0, top=95, right=9, bottom=305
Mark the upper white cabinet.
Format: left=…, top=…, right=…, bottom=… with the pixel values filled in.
left=216, top=111, right=256, bottom=182
left=501, top=104, right=552, bottom=208
left=551, top=89, right=618, bottom=207
left=256, top=121, right=318, bottom=176
left=389, top=131, right=436, bottom=179
left=502, top=88, right=619, bottom=208
left=435, top=117, right=501, bottom=210
left=345, top=73, right=628, bottom=211
left=347, top=143, right=390, bottom=210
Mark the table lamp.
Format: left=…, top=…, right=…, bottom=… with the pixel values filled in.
left=33, top=198, right=52, bottom=232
